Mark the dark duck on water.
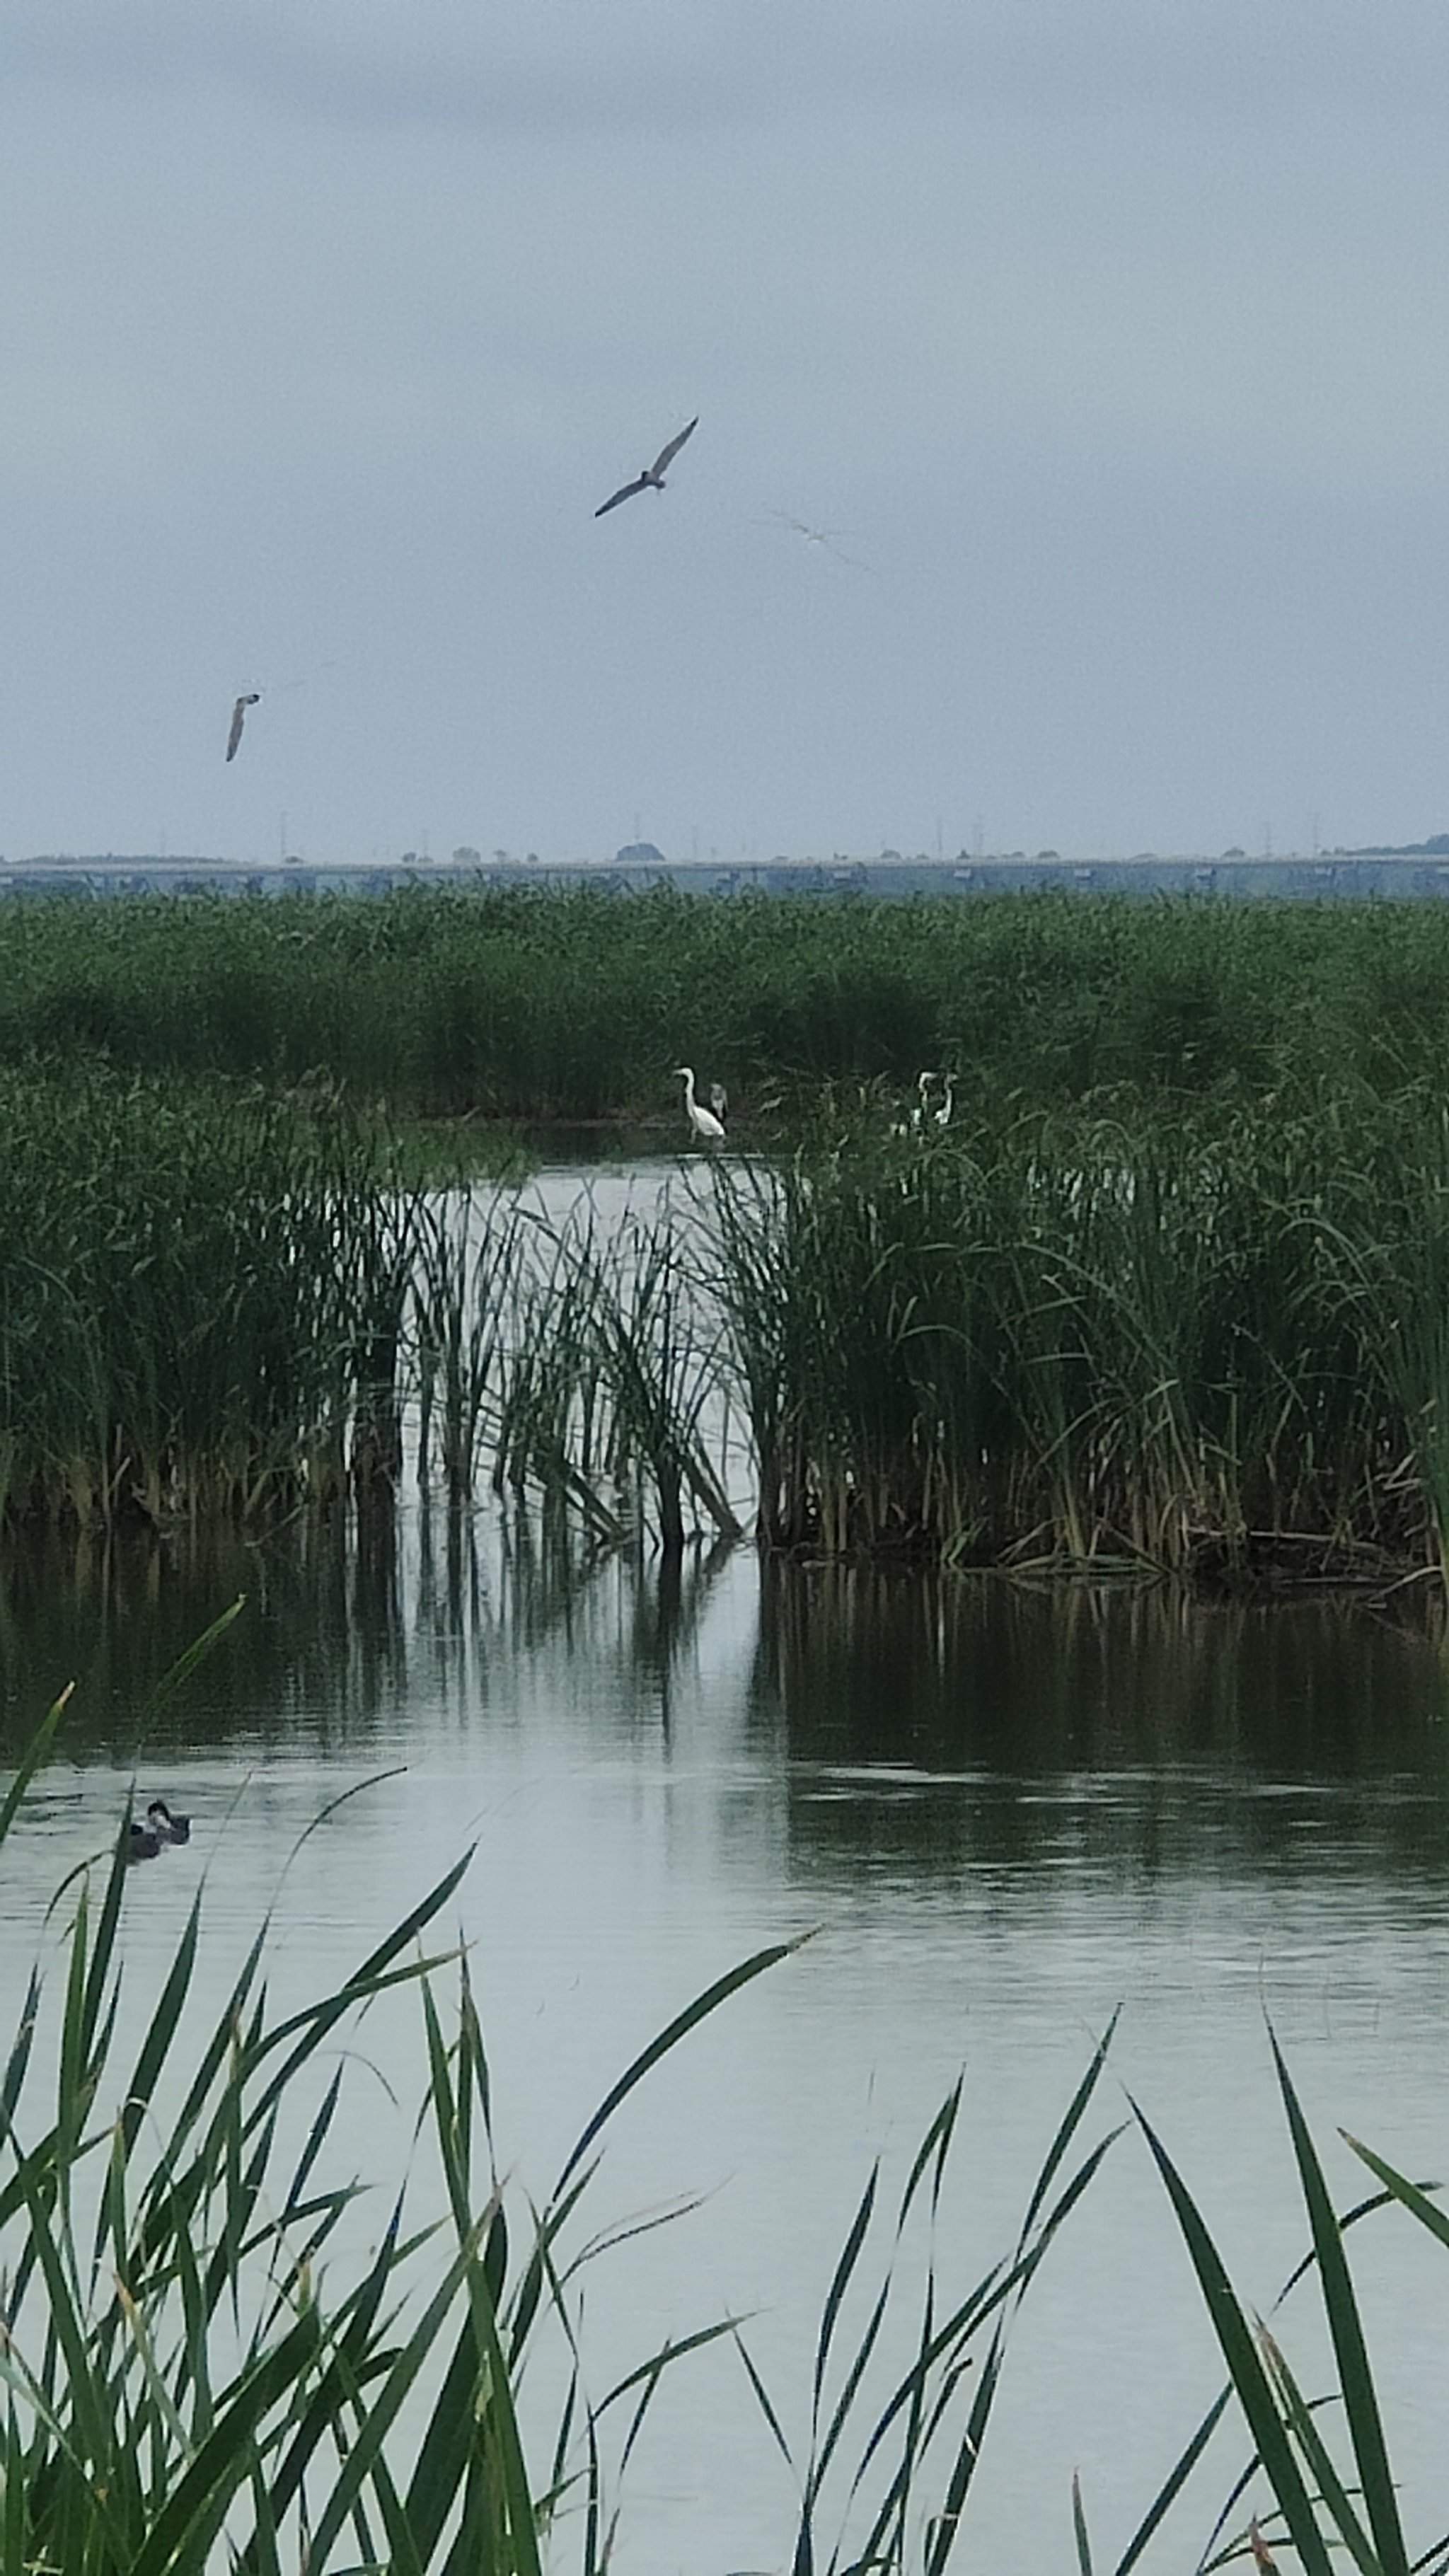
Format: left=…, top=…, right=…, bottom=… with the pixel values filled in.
left=126, top=1798, right=192, bottom=1863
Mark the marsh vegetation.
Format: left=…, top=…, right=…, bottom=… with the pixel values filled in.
left=8, top=1061, right=1449, bottom=1592
left=7, top=889, right=1449, bottom=1586
left=5, top=881, right=1449, bottom=1116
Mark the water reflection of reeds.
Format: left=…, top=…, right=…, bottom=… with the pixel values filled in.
left=749, top=1558, right=1449, bottom=1881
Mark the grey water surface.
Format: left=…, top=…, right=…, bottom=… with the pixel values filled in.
left=6, top=1507, right=1449, bottom=2572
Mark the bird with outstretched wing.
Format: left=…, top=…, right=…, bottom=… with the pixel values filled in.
left=226, top=693, right=261, bottom=761
left=595, top=416, right=698, bottom=517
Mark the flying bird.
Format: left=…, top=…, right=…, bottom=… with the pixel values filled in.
left=762, top=512, right=877, bottom=573
left=596, top=417, right=699, bottom=518
left=226, top=693, right=261, bottom=761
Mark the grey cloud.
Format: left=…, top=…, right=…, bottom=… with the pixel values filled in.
left=4, top=0, right=1448, bottom=134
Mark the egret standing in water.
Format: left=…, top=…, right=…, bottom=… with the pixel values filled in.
left=675, top=1066, right=727, bottom=1145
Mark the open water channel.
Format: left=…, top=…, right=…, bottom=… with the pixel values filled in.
left=6, top=1161, right=1449, bottom=2571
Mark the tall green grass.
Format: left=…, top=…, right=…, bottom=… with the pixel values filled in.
left=0, top=1651, right=1120, bottom=2575
left=0, top=1073, right=741, bottom=1550
left=7, top=884, right=1449, bottom=1117
left=0, top=1068, right=419, bottom=1530
left=17, top=1062, right=1449, bottom=1585
left=0, top=1675, right=795, bottom=2573
left=1071, top=2038, right=1449, bottom=2576
left=708, top=1088, right=1449, bottom=1583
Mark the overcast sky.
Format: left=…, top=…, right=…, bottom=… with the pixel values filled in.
left=3, top=1, right=1447, bottom=863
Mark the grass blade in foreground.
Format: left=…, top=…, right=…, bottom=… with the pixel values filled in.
left=1131, top=2073, right=1426, bottom=2576
left=1, top=1672, right=828, bottom=2576
left=1269, top=2031, right=1409, bottom=2576
left=761, top=2025, right=1119, bottom=2576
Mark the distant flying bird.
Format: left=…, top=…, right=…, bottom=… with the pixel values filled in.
left=675, top=1065, right=727, bottom=1145
left=596, top=417, right=699, bottom=518
left=226, top=693, right=260, bottom=761
left=762, top=512, right=877, bottom=573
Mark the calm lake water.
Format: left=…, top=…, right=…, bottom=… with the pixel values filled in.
left=6, top=1525, right=1449, bottom=2569
left=6, top=1164, right=1449, bottom=2570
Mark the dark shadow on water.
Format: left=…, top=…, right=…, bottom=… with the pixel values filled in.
left=0, top=1518, right=410, bottom=1760
left=750, top=1561, right=1449, bottom=1882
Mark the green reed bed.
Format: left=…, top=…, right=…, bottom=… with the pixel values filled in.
left=0, top=1068, right=739, bottom=1550
left=708, top=1089, right=1449, bottom=1583
left=8, top=884, right=1449, bottom=1117
left=412, top=1192, right=741, bottom=1550
left=0, top=1068, right=417, bottom=1530
left=19, top=1051, right=1449, bottom=1586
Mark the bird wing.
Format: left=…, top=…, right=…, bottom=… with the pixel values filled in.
left=226, top=699, right=248, bottom=760
left=650, top=415, right=698, bottom=478
left=595, top=473, right=652, bottom=518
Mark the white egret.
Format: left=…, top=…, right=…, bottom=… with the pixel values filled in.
left=596, top=417, right=699, bottom=518
left=674, top=1066, right=727, bottom=1144
left=911, top=1070, right=940, bottom=1132
left=933, top=1075, right=955, bottom=1127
